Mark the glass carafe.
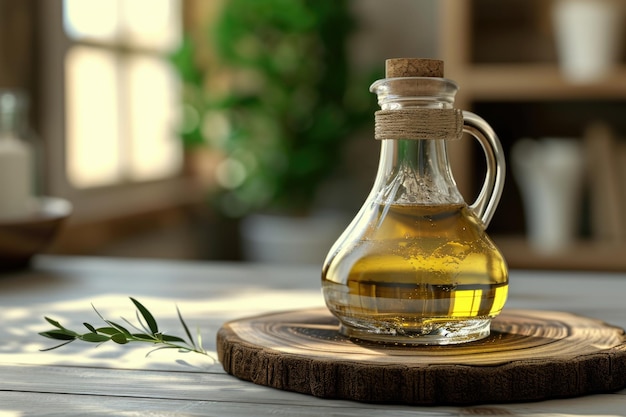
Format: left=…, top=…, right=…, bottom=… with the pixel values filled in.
left=322, top=58, right=508, bottom=345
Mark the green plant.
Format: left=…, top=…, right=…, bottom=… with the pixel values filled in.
left=171, top=0, right=378, bottom=217
left=39, top=298, right=210, bottom=358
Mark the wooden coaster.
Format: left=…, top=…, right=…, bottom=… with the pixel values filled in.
left=217, top=308, right=626, bottom=405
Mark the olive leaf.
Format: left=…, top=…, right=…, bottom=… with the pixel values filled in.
left=39, top=298, right=210, bottom=358
left=131, top=297, right=158, bottom=335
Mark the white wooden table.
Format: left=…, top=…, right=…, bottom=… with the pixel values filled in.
left=1, top=255, right=626, bottom=416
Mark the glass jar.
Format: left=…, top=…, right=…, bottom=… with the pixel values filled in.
left=322, top=59, right=508, bottom=345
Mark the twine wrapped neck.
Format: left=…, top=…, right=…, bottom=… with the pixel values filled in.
left=374, top=108, right=463, bottom=141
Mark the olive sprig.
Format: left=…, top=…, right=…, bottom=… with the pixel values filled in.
left=39, top=298, right=209, bottom=357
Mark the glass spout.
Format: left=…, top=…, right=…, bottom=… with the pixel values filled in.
left=370, top=77, right=459, bottom=110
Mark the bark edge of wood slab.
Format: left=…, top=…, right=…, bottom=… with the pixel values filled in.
left=216, top=308, right=626, bottom=405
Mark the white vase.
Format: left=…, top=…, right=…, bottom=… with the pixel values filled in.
left=512, top=138, right=585, bottom=253
left=240, top=211, right=348, bottom=264
left=552, top=0, right=624, bottom=83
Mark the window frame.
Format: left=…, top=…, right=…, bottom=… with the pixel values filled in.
left=37, top=0, right=201, bottom=224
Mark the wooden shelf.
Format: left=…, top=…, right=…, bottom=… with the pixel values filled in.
left=439, top=0, right=626, bottom=270
left=460, top=65, right=626, bottom=101
left=495, top=235, right=626, bottom=272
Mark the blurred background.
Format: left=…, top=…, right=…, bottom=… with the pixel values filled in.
left=1, top=0, right=626, bottom=270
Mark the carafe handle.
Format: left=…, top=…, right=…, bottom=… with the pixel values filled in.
left=462, top=111, right=505, bottom=227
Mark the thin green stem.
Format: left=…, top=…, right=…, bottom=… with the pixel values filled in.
left=39, top=298, right=212, bottom=359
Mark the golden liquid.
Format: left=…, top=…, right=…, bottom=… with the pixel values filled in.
left=322, top=203, right=508, bottom=340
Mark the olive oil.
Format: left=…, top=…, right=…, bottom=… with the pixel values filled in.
left=322, top=203, right=508, bottom=344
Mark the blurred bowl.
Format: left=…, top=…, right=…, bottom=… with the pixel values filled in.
left=0, top=197, right=72, bottom=271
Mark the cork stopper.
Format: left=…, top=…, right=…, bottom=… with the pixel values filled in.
left=385, top=58, right=444, bottom=78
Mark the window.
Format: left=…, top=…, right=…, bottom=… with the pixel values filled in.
left=63, top=0, right=182, bottom=189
